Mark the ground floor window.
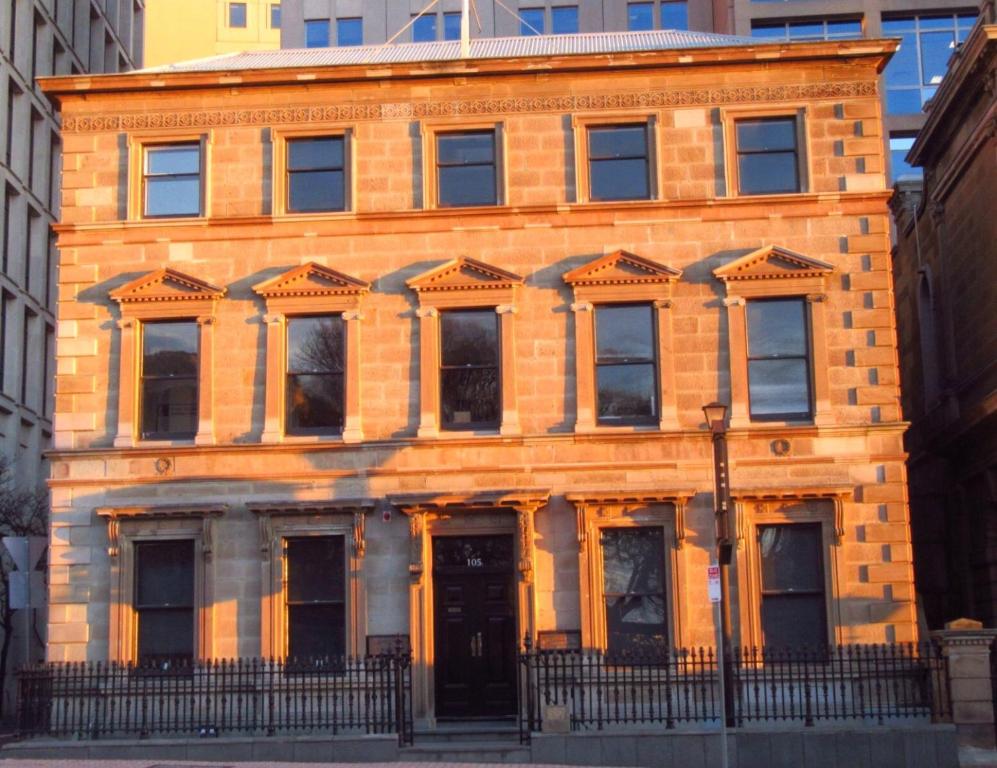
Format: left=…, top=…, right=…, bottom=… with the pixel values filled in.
left=135, top=539, right=195, bottom=665
left=758, top=523, right=827, bottom=648
left=601, top=526, right=668, bottom=657
left=285, top=535, right=346, bottom=661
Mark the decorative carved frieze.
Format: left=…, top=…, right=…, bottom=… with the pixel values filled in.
left=62, top=82, right=878, bottom=134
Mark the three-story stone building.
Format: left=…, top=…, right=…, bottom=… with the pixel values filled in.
left=41, top=30, right=911, bottom=724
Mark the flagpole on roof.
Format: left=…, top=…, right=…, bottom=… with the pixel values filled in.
left=461, top=0, right=471, bottom=57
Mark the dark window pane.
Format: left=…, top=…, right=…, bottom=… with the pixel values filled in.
left=752, top=24, right=785, bottom=39
left=137, top=609, right=194, bottom=663
left=270, top=5, right=280, bottom=28
left=918, top=14, right=956, bottom=30
left=882, top=17, right=915, bottom=33
left=288, top=603, right=345, bottom=660
left=761, top=595, right=826, bottom=648
left=885, top=33, right=919, bottom=88
left=826, top=19, right=861, bottom=37
left=787, top=21, right=823, bottom=39
left=441, top=367, right=499, bottom=426
left=287, top=536, right=345, bottom=603
left=229, top=2, right=246, bottom=27
left=889, top=136, right=922, bottom=181
left=748, top=359, right=810, bottom=417
left=441, top=310, right=498, bottom=366
left=288, top=137, right=344, bottom=171
left=738, top=152, right=799, bottom=195
left=142, top=377, right=198, bottom=437
left=589, top=126, right=647, bottom=159
left=288, top=316, right=343, bottom=373
left=520, top=8, right=544, bottom=35
left=627, top=2, right=654, bottom=30
left=438, top=165, right=497, bottom=206
left=737, top=118, right=797, bottom=152
left=661, top=1, right=688, bottom=30
left=443, top=12, right=461, bottom=40
left=759, top=525, right=823, bottom=591
left=147, top=146, right=199, bottom=175
left=551, top=6, right=578, bottom=34
left=305, top=19, right=329, bottom=47
left=287, top=373, right=344, bottom=431
left=288, top=170, right=345, bottom=212
left=597, top=363, right=656, bottom=421
left=596, top=305, right=654, bottom=361
left=747, top=299, right=807, bottom=357
left=886, top=87, right=924, bottom=115
left=143, top=322, right=198, bottom=377
left=920, top=30, right=956, bottom=86
left=337, top=17, right=362, bottom=46
left=146, top=177, right=201, bottom=217
left=601, top=527, right=665, bottom=594
left=590, top=159, right=650, bottom=201
left=136, top=541, right=195, bottom=607
left=438, top=132, right=494, bottom=165
left=413, top=14, right=436, bottom=42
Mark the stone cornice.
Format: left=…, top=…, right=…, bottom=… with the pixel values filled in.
left=388, top=489, right=551, bottom=514
left=57, top=81, right=878, bottom=135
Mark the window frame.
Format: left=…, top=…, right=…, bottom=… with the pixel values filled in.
left=438, top=308, right=502, bottom=431
left=304, top=18, right=330, bottom=47
left=110, top=268, right=224, bottom=448
left=273, top=127, right=354, bottom=216
left=228, top=2, right=247, bottom=28
left=253, top=262, right=369, bottom=444
left=721, top=107, right=810, bottom=198
left=593, top=303, right=660, bottom=427
left=284, top=534, right=348, bottom=662
left=713, top=245, right=833, bottom=429
left=99, top=505, right=221, bottom=665
left=336, top=16, right=362, bottom=46
left=568, top=492, right=692, bottom=653
left=139, top=319, right=201, bottom=441
left=284, top=314, right=346, bottom=437
left=128, top=132, right=210, bottom=221
left=733, top=492, right=847, bottom=650
left=250, top=502, right=371, bottom=660
left=564, top=250, right=680, bottom=433
left=421, top=121, right=506, bottom=210
left=744, top=297, right=814, bottom=422
left=573, top=114, right=659, bottom=204
left=407, top=257, right=523, bottom=438
left=134, top=538, right=197, bottom=666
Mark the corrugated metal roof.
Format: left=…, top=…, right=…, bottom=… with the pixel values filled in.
left=139, top=30, right=759, bottom=73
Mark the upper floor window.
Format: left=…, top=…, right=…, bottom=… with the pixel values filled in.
left=882, top=12, right=976, bottom=114
left=440, top=309, right=500, bottom=430
left=595, top=304, right=657, bottom=425
left=412, top=13, right=437, bottom=42
left=141, top=321, right=199, bottom=440
left=758, top=523, right=827, bottom=648
left=628, top=2, right=654, bottom=30
left=889, top=134, right=922, bottom=181
left=270, top=4, right=281, bottom=29
left=444, top=12, right=462, bottom=40
left=337, top=17, right=362, bottom=46
left=143, top=143, right=201, bottom=218
left=552, top=6, right=579, bottom=33
left=135, top=539, right=195, bottom=665
left=746, top=298, right=812, bottom=421
left=521, top=8, right=545, bottom=35
left=436, top=130, right=498, bottom=208
left=734, top=117, right=801, bottom=195
left=286, top=536, right=346, bottom=661
left=305, top=19, right=329, bottom=47
left=601, top=526, right=668, bottom=658
left=588, top=124, right=651, bottom=201
left=286, top=135, right=346, bottom=213
left=751, top=17, right=862, bottom=41
left=286, top=316, right=344, bottom=435
left=228, top=2, right=247, bottom=28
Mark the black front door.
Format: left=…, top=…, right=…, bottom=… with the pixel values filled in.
left=433, top=534, right=517, bottom=719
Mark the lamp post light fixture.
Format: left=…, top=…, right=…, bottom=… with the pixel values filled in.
left=703, top=401, right=736, bottom=729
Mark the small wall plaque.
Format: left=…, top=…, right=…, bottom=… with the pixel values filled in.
left=537, top=630, right=581, bottom=651
left=365, top=634, right=411, bottom=655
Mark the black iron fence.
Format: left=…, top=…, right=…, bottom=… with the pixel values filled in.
left=17, top=653, right=413, bottom=744
left=519, top=643, right=950, bottom=741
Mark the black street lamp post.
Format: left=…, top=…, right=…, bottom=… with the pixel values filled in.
left=703, top=401, right=736, bottom=729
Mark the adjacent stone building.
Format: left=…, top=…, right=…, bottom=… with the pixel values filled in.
left=41, top=30, right=914, bottom=724
left=891, top=2, right=997, bottom=629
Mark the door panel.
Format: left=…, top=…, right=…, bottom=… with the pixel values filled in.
left=433, top=535, right=517, bottom=718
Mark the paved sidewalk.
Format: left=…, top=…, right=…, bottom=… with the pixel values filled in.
left=0, top=762, right=565, bottom=767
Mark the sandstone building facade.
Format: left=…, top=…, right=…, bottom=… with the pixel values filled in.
left=42, top=31, right=914, bottom=723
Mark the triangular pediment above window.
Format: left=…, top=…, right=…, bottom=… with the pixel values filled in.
left=406, top=257, right=524, bottom=293
left=109, top=268, right=225, bottom=303
left=713, top=246, right=835, bottom=282
left=252, top=262, right=370, bottom=298
left=563, top=250, right=682, bottom=286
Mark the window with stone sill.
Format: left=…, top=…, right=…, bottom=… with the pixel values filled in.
left=285, top=135, right=347, bottom=213
left=745, top=298, right=813, bottom=421
left=573, top=116, right=657, bottom=204
left=594, top=303, right=658, bottom=426
left=135, top=539, right=195, bottom=666
left=440, top=309, right=501, bottom=430
left=285, top=315, right=345, bottom=435
left=140, top=320, right=199, bottom=440
left=436, top=130, right=499, bottom=208
left=721, top=108, right=808, bottom=198
left=285, top=535, right=347, bottom=662
left=601, top=526, right=669, bottom=658
left=142, top=142, right=202, bottom=218
left=757, top=523, right=828, bottom=648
